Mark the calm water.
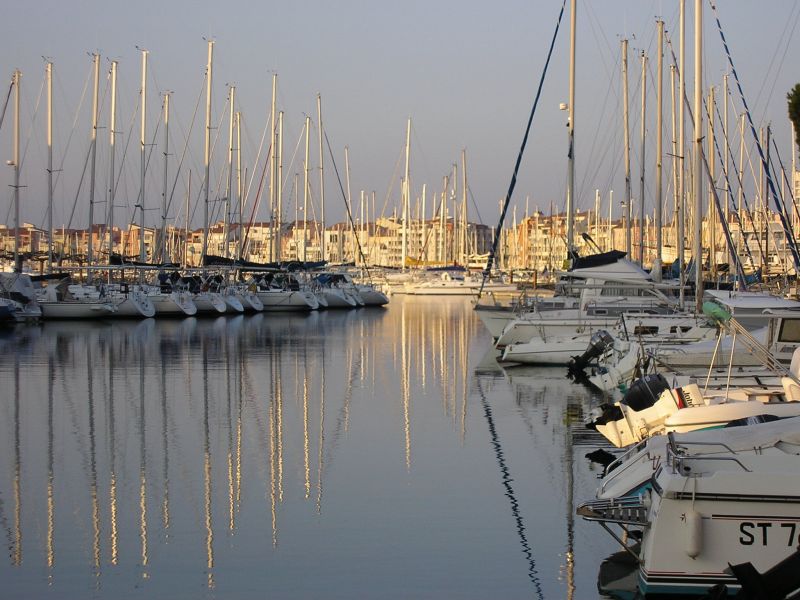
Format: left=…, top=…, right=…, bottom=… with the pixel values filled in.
left=0, top=297, right=618, bottom=599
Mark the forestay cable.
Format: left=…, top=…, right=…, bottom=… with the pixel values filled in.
left=480, top=0, right=568, bottom=297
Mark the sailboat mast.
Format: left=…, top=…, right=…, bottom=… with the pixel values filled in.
left=639, top=50, right=647, bottom=266
left=88, top=53, right=100, bottom=274
left=269, top=73, right=277, bottom=262
left=107, top=60, right=117, bottom=268
left=225, top=86, right=235, bottom=260
left=277, top=110, right=284, bottom=261
left=678, top=0, right=686, bottom=306
left=236, top=112, right=243, bottom=261
left=202, top=40, right=214, bottom=265
left=46, top=62, right=54, bottom=271
left=161, top=91, right=171, bottom=263
left=622, top=38, right=632, bottom=259
left=186, top=171, right=191, bottom=265
left=461, top=149, right=468, bottom=265
left=139, top=49, right=148, bottom=264
left=692, top=0, right=703, bottom=312
left=317, top=94, right=326, bottom=262
left=566, top=0, right=576, bottom=257
left=12, top=69, right=20, bottom=271
left=655, top=20, right=664, bottom=277
left=708, top=86, right=716, bottom=279
left=345, top=146, right=353, bottom=263
left=303, top=115, right=310, bottom=263
left=402, top=118, right=411, bottom=271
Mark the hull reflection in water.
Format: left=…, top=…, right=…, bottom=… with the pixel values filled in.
left=0, top=298, right=616, bottom=599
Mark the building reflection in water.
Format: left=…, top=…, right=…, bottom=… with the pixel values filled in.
left=0, top=298, right=607, bottom=597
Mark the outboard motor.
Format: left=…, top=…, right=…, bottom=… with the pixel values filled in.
left=619, top=373, right=670, bottom=411
left=567, top=329, right=615, bottom=381
left=585, top=373, right=670, bottom=431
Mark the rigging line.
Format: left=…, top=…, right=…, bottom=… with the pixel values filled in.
left=241, top=143, right=271, bottom=255
left=114, top=95, right=141, bottom=232
left=53, top=62, right=92, bottom=194
left=663, top=29, right=764, bottom=264
left=165, top=75, right=204, bottom=227
left=323, top=131, right=371, bottom=281
left=709, top=1, right=800, bottom=272
left=0, top=77, right=12, bottom=132
left=474, top=374, right=544, bottom=600
left=480, top=0, right=567, bottom=296
left=710, top=97, right=760, bottom=266
left=758, top=3, right=800, bottom=123
left=18, top=68, right=46, bottom=177
left=769, top=135, right=800, bottom=233
left=698, top=98, right=748, bottom=287
left=378, top=145, right=405, bottom=222
left=750, top=0, right=800, bottom=118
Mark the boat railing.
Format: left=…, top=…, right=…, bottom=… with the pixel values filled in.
left=666, top=433, right=752, bottom=474
left=599, top=440, right=649, bottom=494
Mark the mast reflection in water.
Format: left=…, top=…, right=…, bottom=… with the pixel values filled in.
left=0, top=298, right=616, bottom=599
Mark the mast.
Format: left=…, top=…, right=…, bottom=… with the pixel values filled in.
left=107, top=60, right=118, bottom=268
left=345, top=146, right=353, bottom=263
left=639, top=50, right=647, bottom=266
left=303, top=115, right=310, bottom=263
left=277, top=110, right=284, bottom=261
left=139, top=49, right=148, bottom=264
left=46, top=62, right=54, bottom=271
left=655, top=19, right=664, bottom=278
left=269, top=73, right=277, bottom=262
left=566, top=0, right=576, bottom=256
left=402, top=118, right=411, bottom=270
left=225, top=86, right=235, bottom=260
left=692, top=0, right=703, bottom=313
left=202, top=40, right=214, bottom=264
left=678, top=0, right=686, bottom=306
left=621, top=39, right=632, bottom=259
left=186, top=171, right=191, bottom=265
left=236, top=112, right=243, bottom=261
left=723, top=74, right=730, bottom=266
left=161, top=91, right=171, bottom=263
left=608, top=190, right=613, bottom=251
left=12, top=69, right=20, bottom=272
left=461, top=149, right=468, bottom=265
left=88, top=53, right=100, bottom=274
left=317, top=94, right=326, bottom=262
left=708, top=86, right=716, bottom=279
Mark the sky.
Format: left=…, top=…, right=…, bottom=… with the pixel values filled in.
left=1, top=1, right=799, bottom=232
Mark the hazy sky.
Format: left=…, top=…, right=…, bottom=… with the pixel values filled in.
left=1, top=1, right=798, bottom=231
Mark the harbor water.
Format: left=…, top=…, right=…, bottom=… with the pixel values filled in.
left=0, top=297, right=619, bottom=599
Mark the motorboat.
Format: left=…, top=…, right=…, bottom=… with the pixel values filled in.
left=503, top=313, right=715, bottom=367
left=587, top=358, right=800, bottom=448
left=578, top=426, right=800, bottom=597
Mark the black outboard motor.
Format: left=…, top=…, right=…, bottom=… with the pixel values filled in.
left=567, top=329, right=615, bottom=381
left=619, top=373, right=670, bottom=411
left=585, top=373, right=670, bottom=431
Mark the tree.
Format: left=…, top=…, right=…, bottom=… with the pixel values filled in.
left=789, top=83, right=800, bottom=157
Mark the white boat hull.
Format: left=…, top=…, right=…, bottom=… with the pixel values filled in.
left=257, top=290, right=317, bottom=312
left=149, top=291, right=198, bottom=316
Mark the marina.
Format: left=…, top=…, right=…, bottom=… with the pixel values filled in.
left=2, top=0, right=800, bottom=597
left=0, top=297, right=619, bottom=599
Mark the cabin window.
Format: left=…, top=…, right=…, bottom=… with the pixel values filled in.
left=633, top=326, right=659, bottom=336
left=593, top=308, right=608, bottom=315
left=778, top=319, right=800, bottom=343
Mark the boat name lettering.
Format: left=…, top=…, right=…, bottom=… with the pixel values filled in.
left=739, top=522, right=798, bottom=546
